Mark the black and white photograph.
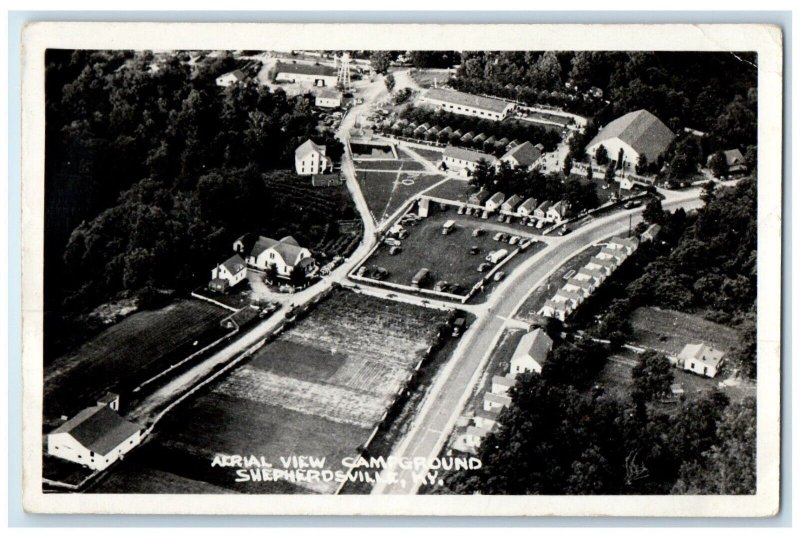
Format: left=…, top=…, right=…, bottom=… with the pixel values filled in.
left=20, top=22, right=783, bottom=517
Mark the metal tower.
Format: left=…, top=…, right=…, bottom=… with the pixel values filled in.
left=336, top=52, right=352, bottom=91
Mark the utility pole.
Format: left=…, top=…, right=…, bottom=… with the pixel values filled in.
left=628, top=213, right=632, bottom=237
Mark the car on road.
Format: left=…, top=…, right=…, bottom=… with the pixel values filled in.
left=493, top=271, right=506, bottom=282
left=624, top=199, right=643, bottom=209
left=477, top=262, right=491, bottom=272
left=387, top=293, right=397, bottom=299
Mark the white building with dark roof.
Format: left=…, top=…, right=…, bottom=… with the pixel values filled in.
left=234, top=234, right=315, bottom=278
left=485, top=192, right=506, bottom=212
left=585, top=109, right=675, bottom=169
left=500, top=141, right=543, bottom=170
left=275, top=62, right=338, bottom=87
left=315, top=88, right=342, bottom=108
left=209, top=254, right=247, bottom=292
left=47, top=404, right=142, bottom=471
left=442, top=145, right=498, bottom=177
left=420, top=88, right=515, bottom=121
left=679, top=343, right=725, bottom=378
left=215, top=69, right=246, bottom=87
left=517, top=197, right=538, bottom=216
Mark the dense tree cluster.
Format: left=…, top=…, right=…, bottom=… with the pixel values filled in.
left=45, top=50, right=350, bottom=355
left=450, top=52, right=756, bottom=151
left=438, top=343, right=756, bottom=495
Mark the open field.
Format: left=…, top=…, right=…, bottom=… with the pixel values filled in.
left=423, top=178, right=473, bottom=202
left=630, top=307, right=741, bottom=356
left=410, top=68, right=454, bottom=89
left=44, top=299, right=230, bottom=423
left=597, top=346, right=754, bottom=406
left=409, top=146, right=444, bottom=164
left=364, top=210, right=543, bottom=293
left=113, top=290, right=447, bottom=494
left=356, top=170, right=446, bottom=223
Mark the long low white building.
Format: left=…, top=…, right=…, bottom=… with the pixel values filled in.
left=420, top=88, right=515, bottom=121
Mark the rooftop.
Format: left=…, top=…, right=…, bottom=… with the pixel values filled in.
left=443, top=145, right=498, bottom=164
left=423, top=88, right=513, bottom=114
left=512, top=328, right=554, bottom=365
left=51, top=405, right=141, bottom=457
left=587, top=109, right=675, bottom=163
left=275, top=61, right=337, bottom=77
left=501, top=141, right=543, bottom=167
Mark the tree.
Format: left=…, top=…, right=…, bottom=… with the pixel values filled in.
left=604, top=162, right=616, bottom=183
left=631, top=351, right=674, bottom=405
left=642, top=197, right=666, bottom=225
left=708, top=150, right=729, bottom=178
left=383, top=73, right=395, bottom=92
left=635, top=155, right=649, bottom=175
left=562, top=155, right=573, bottom=177
left=289, top=265, right=307, bottom=288
left=369, top=51, right=393, bottom=74
left=265, top=263, right=279, bottom=285
left=594, top=144, right=609, bottom=165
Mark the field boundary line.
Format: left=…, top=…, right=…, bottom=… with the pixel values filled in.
left=190, top=291, right=239, bottom=313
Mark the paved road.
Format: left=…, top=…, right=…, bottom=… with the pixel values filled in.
left=372, top=190, right=705, bottom=494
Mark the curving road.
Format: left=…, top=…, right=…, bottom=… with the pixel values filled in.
left=372, top=190, right=705, bottom=494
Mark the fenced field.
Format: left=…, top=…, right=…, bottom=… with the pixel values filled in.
left=120, top=290, right=448, bottom=494
left=355, top=170, right=446, bottom=223
left=630, top=307, right=741, bottom=356
left=44, top=299, right=230, bottom=423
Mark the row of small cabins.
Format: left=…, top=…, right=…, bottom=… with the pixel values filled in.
left=460, top=327, right=554, bottom=452
left=538, top=236, right=641, bottom=322
left=459, top=188, right=568, bottom=224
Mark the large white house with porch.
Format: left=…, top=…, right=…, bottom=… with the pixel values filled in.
left=234, top=234, right=316, bottom=279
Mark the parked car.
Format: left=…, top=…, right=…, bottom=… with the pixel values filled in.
left=470, top=246, right=480, bottom=255
left=356, top=266, right=367, bottom=277
left=558, top=225, right=571, bottom=236
left=465, top=207, right=473, bottom=216
left=451, top=317, right=467, bottom=337
left=499, top=233, right=510, bottom=242
left=389, top=246, right=402, bottom=255
left=496, top=214, right=505, bottom=222
left=398, top=229, right=409, bottom=239
left=493, top=232, right=504, bottom=241
left=457, top=206, right=465, bottom=215
left=493, top=271, right=506, bottom=282
left=384, top=237, right=401, bottom=246
left=477, top=262, right=491, bottom=272
left=509, top=236, right=520, bottom=245
left=472, top=228, right=483, bottom=237
left=481, top=211, right=489, bottom=219
left=519, top=239, right=531, bottom=249
left=526, top=219, right=535, bottom=227
left=536, top=220, right=545, bottom=229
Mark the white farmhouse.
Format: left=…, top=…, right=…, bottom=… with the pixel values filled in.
left=510, top=328, right=554, bottom=375
left=295, top=139, right=332, bottom=176
left=585, top=109, right=675, bottom=170
left=47, top=403, right=142, bottom=471
left=315, top=88, right=342, bottom=108
left=215, top=69, right=246, bottom=87
left=234, top=234, right=316, bottom=278
left=679, top=343, right=725, bottom=378
left=209, top=254, right=247, bottom=292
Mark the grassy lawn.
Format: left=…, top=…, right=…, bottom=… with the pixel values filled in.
left=463, top=328, right=526, bottom=417
left=629, top=307, right=741, bottom=357
left=364, top=210, right=543, bottom=293
left=423, top=178, right=474, bottom=202
left=44, top=299, right=230, bottom=423
left=356, top=169, right=446, bottom=223
left=409, top=68, right=454, bottom=89
left=409, top=146, right=444, bottom=165
left=114, top=290, right=448, bottom=494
